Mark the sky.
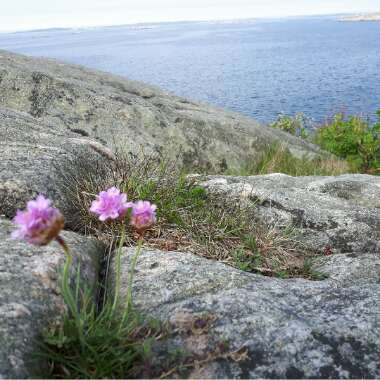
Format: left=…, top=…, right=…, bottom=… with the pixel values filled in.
left=1, top=0, right=379, bottom=32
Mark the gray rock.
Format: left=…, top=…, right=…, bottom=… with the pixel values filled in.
left=111, top=247, right=380, bottom=378
left=0, top=106, right=113, bottom=219
left=0, top=50, right=322, bottom=172
left=199, top=173, right=380, bottom=253
left=109, top=173, right=380, bottom=378
left=0, top=217, right=104, bottom=378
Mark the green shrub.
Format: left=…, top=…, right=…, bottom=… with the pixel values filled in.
left=314, top=113, right=380, bottom=174
left=268, top=110, right=380, bottom=175
left=269, top=113, right=311, bottom=139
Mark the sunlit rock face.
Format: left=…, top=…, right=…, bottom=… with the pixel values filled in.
left=0, top=49, right=322, bottom=173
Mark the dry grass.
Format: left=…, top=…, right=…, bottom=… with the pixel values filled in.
left=56, top=150, right=323, bottom=279
left=315, top=157, right=351, bottom=175
left=229, top=143, right=350, bottom=177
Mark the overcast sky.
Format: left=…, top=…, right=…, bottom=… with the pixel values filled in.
left=1, top=0, right=379, bottom=32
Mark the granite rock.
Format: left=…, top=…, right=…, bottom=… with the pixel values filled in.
left=0, top=50, right=322, bottom=172
left=109, top=173, right=380, bottom=378
left=111, top=247, right=380, bottom=378
left=199, top=173, right=380, bottom=253
left=0, top=106, right=113, bottom=220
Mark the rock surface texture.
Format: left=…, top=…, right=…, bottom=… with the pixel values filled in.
left=200, top=173, right=380, bottom=254
left=0, top=106, right=113, bottom=220
left=0, top=218, right=103, bottom=378
left=111, top=174, right=380, bottom=378
left=114, top=245, right=380, bottom=379
left=0, top=50, right=321, bottom=172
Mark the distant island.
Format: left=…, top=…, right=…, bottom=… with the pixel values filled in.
left=340, top=12, right=380, bottom=22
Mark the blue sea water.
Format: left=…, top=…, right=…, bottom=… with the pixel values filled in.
left=0, top=17, right=379, bottom=124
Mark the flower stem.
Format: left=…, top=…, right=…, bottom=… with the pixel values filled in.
left=56, top=235, right=70, bottom=257
left=119, top=237, right=143, bottom=328
left=126, top=237, right=143, bottom=311
left=111, top=228, right=126, bottom=316
left=56, top=235, right=85, bottom=350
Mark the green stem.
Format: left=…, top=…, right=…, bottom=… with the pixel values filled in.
left=56, top=235, right=70, bottom=258
left=126, top=237, right=143, bottom=311
left=120, top=237, right=143, bottom=328
left=56, top=236, right=76, bottom=314
left=111, top=228, right=126, bottom=317
left=56, top=235, right=85, bottom=350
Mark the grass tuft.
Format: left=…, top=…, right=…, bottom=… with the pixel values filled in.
left=40, top=305, right=162, bottom=378
left=36, top=248, right=165, bottom=379
left=57, top=151, right=323, bottom=280
left=228, top=143, right=349, bottom=177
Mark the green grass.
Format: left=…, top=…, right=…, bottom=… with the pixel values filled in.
left=40, top=304, right=160, bottom=378
left=37, top=242, right=164, bottom=379
left=58, top=151, right=321, bottom=279
left=228, top=143, right=349, bottom=177
left=300, top=258, right=328, bottom=281
left=43, top=151, right=330, bottom=378
left=38, top=244, right=245, bottom=379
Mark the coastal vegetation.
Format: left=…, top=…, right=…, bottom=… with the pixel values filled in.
left=228, top=143, right=349, bottom=177
left=269, top=110, right=380, bottom=175
left=13, top=110, right=379, bottom=378
left=59, top=152, right=314, bottom=281
left=26, top=151, right=321, bottom=378
left=314, top=113, right=380, bottom=174
left=231, top=109, right=380, bottom=178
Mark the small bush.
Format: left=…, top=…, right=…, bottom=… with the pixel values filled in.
left=269, top=113, right=312, bottom=138
left=269, top=110, right=380, bottom=175
left=314, top=113, right=380, bottom=174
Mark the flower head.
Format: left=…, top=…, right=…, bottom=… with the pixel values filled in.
left=90, top=187, right=132, bottom=222
left=12, top=195, right=64, bottom=246
left=130, top=201, right=157, bottom=234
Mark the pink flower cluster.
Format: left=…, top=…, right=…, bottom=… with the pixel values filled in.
left=130, top=200, right=157, bottom=234
left=12, top=187, right=157, bottom=247
left=90, top=187, right=157, bottom=233
left=90, top=187, right=133, bottom=221
left=12, top=195, right=64, bottom=246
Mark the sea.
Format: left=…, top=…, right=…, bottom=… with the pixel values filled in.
left=0, top=16, right=380, bottom=124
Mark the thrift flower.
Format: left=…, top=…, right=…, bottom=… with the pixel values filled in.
left=12, top=195, right=64, bottom=246
left=130, top=200, right=157, bottom=234
left=90, top=187, right=132, bottom=221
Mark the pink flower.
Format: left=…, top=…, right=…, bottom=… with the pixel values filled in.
left=12, top=195, right=64, bottom=246
left=90, top=187, right=132, bottom=222
left=130, top=201, right=157, bottom=234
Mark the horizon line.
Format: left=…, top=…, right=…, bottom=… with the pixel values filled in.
left=0, top=11, right=364, bottom=34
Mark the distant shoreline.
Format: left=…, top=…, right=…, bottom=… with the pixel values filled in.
left=0, top=13, right=376, bottom=34
left=340, top=13, right=380, bottom=22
